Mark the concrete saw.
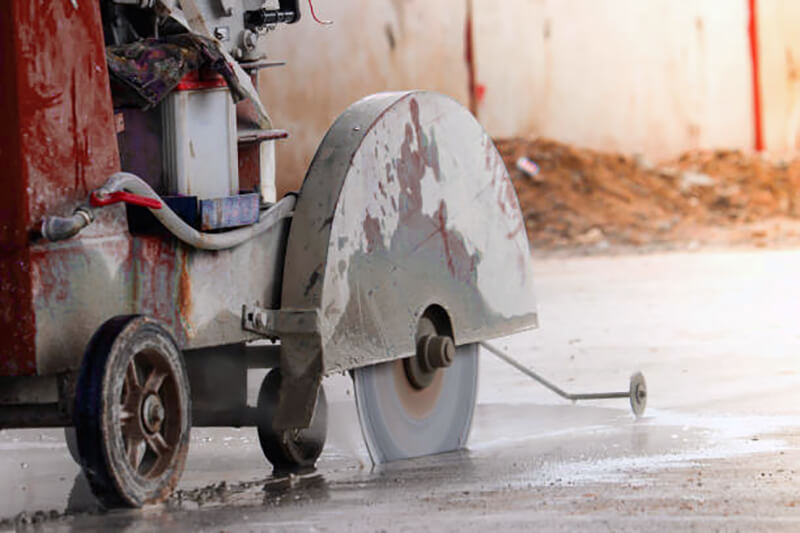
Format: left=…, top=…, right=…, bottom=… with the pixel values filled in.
left=353, top=315, right=479, bottom=463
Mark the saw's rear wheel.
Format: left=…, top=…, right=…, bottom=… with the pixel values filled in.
left=256, top=368, right=328, bottom=473
left=353, top=338, right=479, bottom=464
left=73, top=316, right=191, bottom=508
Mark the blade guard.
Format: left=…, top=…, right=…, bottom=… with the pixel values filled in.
left=275, top=91, right=538, bottom=429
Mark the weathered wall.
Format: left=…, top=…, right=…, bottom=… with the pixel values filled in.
left=758, top=0, right=800, bottom=154
left=260, top=0, right=800, bottom=190
left=471, top=0, right=754, bottom=160
left=259, top=1, right=469, bottom=195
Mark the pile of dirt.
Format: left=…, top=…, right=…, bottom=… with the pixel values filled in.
left=494, top=137, right=800, bottom=250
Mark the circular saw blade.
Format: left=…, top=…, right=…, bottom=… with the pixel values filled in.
left=353, top=344, right=479, bottom=464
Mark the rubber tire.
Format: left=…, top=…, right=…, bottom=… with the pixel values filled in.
left=73, top=315, right=191, bottom=508
left=256, top=368, right=328, bottom=473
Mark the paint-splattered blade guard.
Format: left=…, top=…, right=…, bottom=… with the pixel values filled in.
left=275, top=91, right=538, bottom=430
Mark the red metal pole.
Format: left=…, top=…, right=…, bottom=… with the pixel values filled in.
left=748, top=0, right=764, bottom=151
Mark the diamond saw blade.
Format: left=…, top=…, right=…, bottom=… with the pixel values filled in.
left=353, top=344, right=479, bottom=464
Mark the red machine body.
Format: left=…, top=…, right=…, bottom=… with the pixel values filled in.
left=0, top=3, right=268, bottom=378
left=0, top=1, right=120, bottom=375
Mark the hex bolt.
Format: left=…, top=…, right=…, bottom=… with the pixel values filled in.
left=142, top=394, right=165, bottom=434
left=418, top=335, right=455, bottom=371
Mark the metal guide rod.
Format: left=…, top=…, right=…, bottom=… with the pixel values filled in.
left=479, top=342, right=630, bottom=401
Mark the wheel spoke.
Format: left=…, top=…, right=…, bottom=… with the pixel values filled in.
left=120, top=406, right=144, bottom=441
left=126, top=437, right=145, bottom=470
left=125, top=361, right=141, bottom=392
left=145, top=432, right=172, bottom=457
left=143, top=367, right=168, bottom=394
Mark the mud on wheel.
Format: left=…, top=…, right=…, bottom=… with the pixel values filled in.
left=74, top=315, right=191, bottom=507
left=256, top=368, right=328, bottom=473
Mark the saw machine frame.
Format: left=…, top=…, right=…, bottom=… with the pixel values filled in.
left=0, top=0, right=541, bottom=507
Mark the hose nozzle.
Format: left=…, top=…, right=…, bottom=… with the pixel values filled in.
left=41, top=207, right=94, bottom=242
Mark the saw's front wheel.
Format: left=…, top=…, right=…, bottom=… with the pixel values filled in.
left=353, top=343, right=479, bottom=464
left=256, top=368, right=328, bottom=473
left=73, top=316, right=191, bottom=508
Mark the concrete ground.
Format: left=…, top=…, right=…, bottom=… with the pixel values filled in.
left=2, top=247, right=800, bottom=532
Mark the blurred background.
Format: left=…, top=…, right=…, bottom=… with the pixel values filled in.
left=264, top=0, right=800, bottom=252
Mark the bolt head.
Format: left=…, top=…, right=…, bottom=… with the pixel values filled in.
left=142, top=394, right=165, bottom=434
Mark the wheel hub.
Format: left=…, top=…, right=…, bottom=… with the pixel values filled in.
left=141, top=393, right=165, bottom=434
left=353, top=342, right=480, bottom=464
left=404, top=334, right=456, bottom=390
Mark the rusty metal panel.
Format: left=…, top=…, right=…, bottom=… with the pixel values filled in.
left=0, top=1, right=120, bottom=377
left=31, top=204, right=290, bottom=376
left=31, top=207, right=135, bottom=376
left=172, top=218, right=290, bottom=349
left=1, top=3, right=292, bottom=379
left=0, top=249, right=35, bottom=376
left=15, top=1, right=121, bottom=228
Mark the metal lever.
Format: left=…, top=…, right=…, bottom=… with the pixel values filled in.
left=479, top=341, right=647, bottom=417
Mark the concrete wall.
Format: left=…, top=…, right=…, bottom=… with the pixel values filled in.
left=758, top=0, right=800, bottom=154
left=259, top=1, right=469, bottom=195
left=260, top=0, right=800, bottom=192
left=472, top=0, right=754, bottom=160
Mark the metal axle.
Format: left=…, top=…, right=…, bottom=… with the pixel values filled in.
left=479, top=342, right=647, bottom=416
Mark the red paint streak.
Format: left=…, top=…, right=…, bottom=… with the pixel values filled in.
left=0, top=3, right=35, bottom=376
left=409, top=98, right=441, bottom=180
left=506, top=220, right=525, bottom=240
left=475, top=83, right=486, bottom=105
left=17, top=0, right=120, bottom=226
left=363, top=213, right=383, bottom=254
left=0, top=250, right=36, bottom=376
left=178, top=245, right=193, bottom=336
left=238, top=143, right=261, bottom=192
left=436, top=201, right=456, bottom=277
left=0, top=1, right=122, bottom=376
left=465, top=0, right=478, bottom=116
left=748, top=0, right=764, bottom=151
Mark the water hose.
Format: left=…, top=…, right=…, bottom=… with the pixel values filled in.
left=43, top=172, right=295, bottom=251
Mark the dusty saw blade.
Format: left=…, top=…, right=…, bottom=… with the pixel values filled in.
left=353, top=344, right=479, bottom=464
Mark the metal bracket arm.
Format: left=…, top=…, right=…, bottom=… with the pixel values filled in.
left=242, top=305, right=321, bottom=337
left=480, top=341, right=647, bottom=416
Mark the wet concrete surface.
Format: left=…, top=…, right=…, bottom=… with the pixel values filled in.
left=2, top=247, right=800, bottom=531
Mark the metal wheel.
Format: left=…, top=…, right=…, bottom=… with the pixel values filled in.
left=353, top=315, right=479, bottom=464
left=73, top=315, right=191, bottom=508
left=257, top=368, right=328, bottom=473
left=629, top=372, right=647, bottom=417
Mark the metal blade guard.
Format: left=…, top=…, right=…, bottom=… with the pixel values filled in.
left=261, top=91, right=540, bottom=428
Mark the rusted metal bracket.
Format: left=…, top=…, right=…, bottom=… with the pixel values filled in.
left=241, top=305, right=321, bottom=337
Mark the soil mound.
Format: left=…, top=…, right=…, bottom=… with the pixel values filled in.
left=495, top=137, right=800, bottom=250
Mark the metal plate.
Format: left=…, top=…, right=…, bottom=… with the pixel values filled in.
left=283, top=92, right=538, bottom=376
left=353, top=344, right=478, bottom=464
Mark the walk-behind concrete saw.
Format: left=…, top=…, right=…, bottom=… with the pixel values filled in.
left=0, top=0, right=645, bottom=507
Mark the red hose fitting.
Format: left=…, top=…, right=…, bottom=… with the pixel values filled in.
left=90, top=191, right=163, bottom=210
